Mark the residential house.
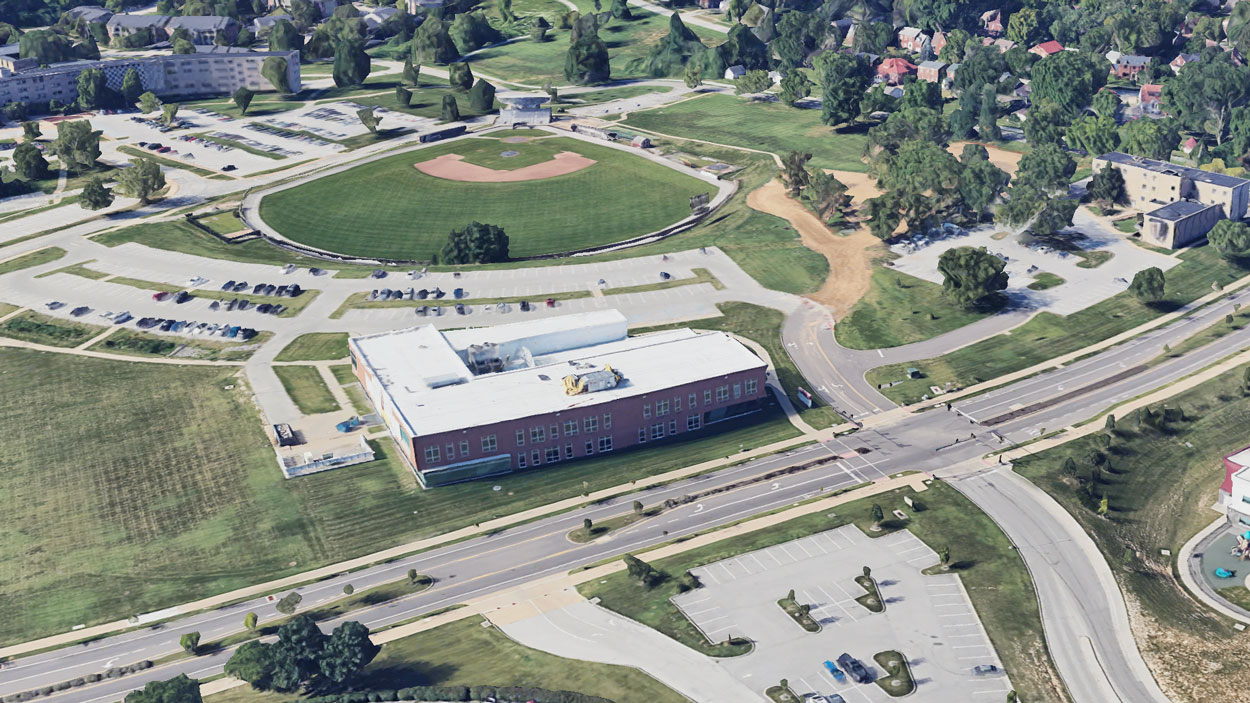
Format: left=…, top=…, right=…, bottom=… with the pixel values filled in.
left=166, top=15, right=240, bottom=44
left=1170, top=52, right=1199, bottom=73
left=252, top=13, right=292, bottom=35
left=917, top=59, right=947, bottom=82
left=1029, top=40, right=1064, bottom=57
left=105, top=14, right=170, bottom=44
left=982, top=36, right=1016, bottom=52
left=876, top=57, right=916, bottom=85
left=931, top=31, right=947, bottom=56
left=724, top=64, right=746, bottom=80
left=981, top=9, right=1004, bottom=36
left=897, top=26, right=929, bottom=54
left=1139, top=83, right=1163, bottom=114
left=698, top=0, right=721, bottom=9
left=65, top=5, right=113, bottom=24
left=268, top=0, right=337, bottom=19
left=1106, top=51, right=1150, bottom=80
left=362, top=6, right=398, bottom=31
left=1182, top=136, right=1199, bottom=154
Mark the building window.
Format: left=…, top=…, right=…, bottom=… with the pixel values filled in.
left=599, top=436, right=613, bottom=452
left=565, top=443, right=574, bottom=459
left=704, top=389, right=712, bottom=405
left=733, top=383, right=742, bottom=399
left=1243, top=496, right=1250, bottom=505
left=603, top=412, right=612, bottom=429
left=459, top=440, right=469, bottom=458
left=655, top=399, right=669, bottom=417
left=716, top=385, right=730, bottom=402
left=746, top=379, right=758, bottom=395
left=585, top=440, right=594, bottom=454
left=687, top=415, right=701, bottom=431
left=689, top=392, right=697, bottom=408
left=482, top=435, right=497, bottom=452
left=518, top=453, right=527, bottom=469
left=564, top=420, right=578, bottom=436
left=446, top=443, right=455, bottom=459
left=546, top=447, right=560, bottom=463
left=643, top=403, right=651, bottom=418
left=584, top=416, right=599, bottom=433
left=516, top=429, right=525, bottom=447
left=651, top=423, right=664, bottom=440
left=674, top=396, right=681, bottom=411
left=531, top=426, right=546, bottom=443
left=531, top=449, right=541, bottom=465
left=669, top=419, right=677, bottom=435
left=423, top=445, right=441, bottom=463
left=638, top=428, right=647, bottom=443
left=550, top=424, right=559, bottom=439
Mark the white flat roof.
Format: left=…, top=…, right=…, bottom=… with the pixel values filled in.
left=1228, top=446, right=1250, bottom=469
left=350, top=310, right=765, bottom=438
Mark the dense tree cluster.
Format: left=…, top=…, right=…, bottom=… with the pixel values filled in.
left=440, top=222, right=509, bottom=264
left=225, top=616, right=378, bottom=694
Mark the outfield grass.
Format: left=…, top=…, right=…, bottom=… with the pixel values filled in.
left=566, top=85, right=673, bottom=105
left=258, top=136, right=708, bottom=260
left=867, top=246, right=1250, bottom=403
left=0, top=246, right=66, bottom=276
left=623, top=93, right=869, bottom=172
left=208, top=617, right=685, bottom=703
left=275, top=333, right=350, bottom=361
left=579, top=482, right=1062, bottom=702
left=0, top=310, right=104, bottom=347
left=274, top=365, right=341, bottom=414
left=91, top=221, right=378, bottom=271
left=835, top=267, right=999, bottom=350
left=1013, top=362, right=1250, bottom=699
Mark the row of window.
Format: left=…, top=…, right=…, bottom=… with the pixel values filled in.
left=516, top=413, right=613, bottom=447
left=640, top=380, right=756, bottom=419
left=515, top=436, right=615, bottom=469
left=636, top=416, right=702, bottom=444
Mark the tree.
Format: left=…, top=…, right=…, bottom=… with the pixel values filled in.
left=734, top=69, right=772, bottom=96
left=583, top=517, right=593, bottom=531
left=1017, top=143, right=1076, bottom=192
left=448, top=62, right=473, bottom=91
left=609, top=0, right=631, bottom=19
left=1118, top=116, right=1179, bottom=160
left=116, top=157, right=165, bottom=204
left=564, top=24, right=610, bottom=84
left=622, top=554, right=662, bottom=587
left=869, top=503, right=884, bottom=526
left=121, top=68, right=143, bottom=106
left=402, top=56, right=420, bottom=85
left=139, top=91, right=161, bottom=114
left=960, top=157, right=1009, bottom=218
left=939, top=545, right=951, bottom=565
left=244, top=612, right=258, bottom=630
left=900, top=80, right=941, bottom=112
left=814, top=52, right=872, bottom=127
left=407, top=568, right=421, bottom=584
left=333, top=39, right=370, bottom=87
left=50, top=119, right=101, bottom=172
left=448, top=10, right=502, bottom=55
left=318, top=621, right=378, bottom=688
left=395, top=85, right=412, bottom=107
left=865, top=194, right=902, bottom=239
left=161, top=103, right=179, bottom=127
left=633, top=500, right=644, bottom=514
left=269, top=19, right=304, bottom=54
left=172, top=37, right=196, bottom=54
left=683, top=60, right=702, bottom=90
left=124, top=675, right=202, bottom=703
left=440, top=222, right=509, bottom=264
left=1066, top=115, right=1118, bottom=156
left=75, top=67, right=108, bottom=110
left=805, top=170, right=849, bottom=221
left=1092, top=89, right=1121, bottom=120
left=235, top=27, right=254, bottom=47
left=356, top=106, right=381, bottom=133
left=262, top=56, right=293, bottom=94
left=1088, top=166, right=1126, bottom=208
left=1162, top=55, right=1249, bottom=145
left=977, top=82, right=1000, bottom=142
left=414, top=17, right=457, bottom=65
left=1129, top=266, right=1166, bottom=303
left=20, top=30, right=76, bottom=65
left=12, top=141, right=48, bottom=180
left=530, top=16, right=550, bottom=42
left=441, top=94, right=460, bottom=122
left=1105, top=414, right=1116, bottom=432
left=468, top=78, right=495, bottom=111
left=225, top=640, right=277, bottom=690
left=274, top=591, right=303, bottom=615
left=1208, top=220, right=1250, bottom=259
left=1006, top=8, right=1038, bottom=46
left=232, top=87, right=254, bottom=116
left=1030, top=50, right=1109, bottom=119
left=862, top=565, right=872, bottom=579
left=79, top=175, right=113, bottom=210
left=21, top=120, right=40, bottom=142
left=859, top=84, right=897, bottom=118
left=180, top=632, right=201, bottom=655
left=938, top=246, right=1009, bottom=308
left=1022, top=102, right=1067, bottom=147
left=781, top=151, right=812, bottom=197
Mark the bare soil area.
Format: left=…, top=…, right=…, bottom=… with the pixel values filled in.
left=414, top=152, right=596, bottom=182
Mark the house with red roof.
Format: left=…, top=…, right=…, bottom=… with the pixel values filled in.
left=980, top=9, right=1004, bottom=36
left=1029, top=40, right=1065, bottom=57
left=1139, top=83, right=1163, bottom=114
left=876, top=57, right=917, bottom=85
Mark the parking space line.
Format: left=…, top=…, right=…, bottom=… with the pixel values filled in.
left=779, top=544, right=799, bottom=561
left=804, top=536, right=828, bottom=555
left=718, top=562, right=735, bottom=581
left=820, top=531, right=844, bottom=551
left=793, top=541, right=813, bottom=557
left=701, top=569, right=719, bottom=585
left=817, top=585, right=858, bottom=622
left=939, top=612, right=972, bottom=618
left=748, top=553, right=767, bottom=571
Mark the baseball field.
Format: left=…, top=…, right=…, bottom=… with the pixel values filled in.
left=257, top=134, right=710, bottom=260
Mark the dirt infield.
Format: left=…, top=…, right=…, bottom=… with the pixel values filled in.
left=415, top=152, right=596, bottom=182
left=501, top=136, right=532, bottom=143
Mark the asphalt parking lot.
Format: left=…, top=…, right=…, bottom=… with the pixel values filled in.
left=672, top=525, right=1014, bottom=703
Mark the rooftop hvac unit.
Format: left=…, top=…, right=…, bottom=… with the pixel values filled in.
left=562, top=365, right=624, bottom=395
left=467, top=342, right=507, bottom=374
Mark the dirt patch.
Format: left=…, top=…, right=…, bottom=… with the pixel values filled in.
left=747, top=179, right=882, bottom=317
left=949, top=141, right=1023, bottom=176
left=414, top=151, right=596, bottom=182
left=501, top=136, right=532, bottom=144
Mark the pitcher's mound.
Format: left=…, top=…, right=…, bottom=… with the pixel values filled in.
left=415, top=152, right=596, bottom=182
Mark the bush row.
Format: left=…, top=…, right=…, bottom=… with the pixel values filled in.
left=2, top=661, right=153, bottom=703
left=304, top=686, right=613, bottom=703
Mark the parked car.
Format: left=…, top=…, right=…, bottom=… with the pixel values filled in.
left=232, top=282, right=248, bottom=292
left=209, top=300, right=220, bottom=310
left=453, top=287, right=464, bottom=299
left=174, top=291, right=192, bottom=304
left=822, top=661, right=846, bottom=683
left=46, top=301, right=66, bottom=310
left=221, top=280, right=236, bottom=291
left=269, top=304, right=285, bottom=315
left=160, top=319, right=175, bottom=331
left=257, top=303, right=272, bottom=314
left=153, top=291, right=171, bottom=302
left=455, top=303, right=466, bottom=315
left=113, top=311, right=132, bottom=324
left=836, top=654, right=872, bottom=684
left=416, top=289, right=428, bottom=299
left=432, top=288, right=445, bottom=299
left=71, top=306, right=90, bottom=317
left=520, top=300, right=531, bottom=312
left=660, top=271, right=672, bottom=280
left=972, top=665, right=1000, bottom=676
left=252, top=283, right=266, bottom=295
left=371, top=269, right=387, bottom=279
left=545, top=298, right=556, bottom=307
left=416, top=305, right=428, bottom=316
left=222, top=164, right=237, bottom=172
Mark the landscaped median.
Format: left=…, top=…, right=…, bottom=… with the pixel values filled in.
left=0, top=246, right=67, bottom=276
left=872, top=650, right=915, bottom=697
left=89, top=328, right=271, bottom=361
left=0, top=310, right=106, bottom=348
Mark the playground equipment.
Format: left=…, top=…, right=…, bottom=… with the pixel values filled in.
left=1215, top=567, right=1238, bottom=579
left=1231, top=531, right=1250, bottom=560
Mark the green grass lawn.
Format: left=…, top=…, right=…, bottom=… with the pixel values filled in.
left=89, top=329, right=270, bottom=361
left=274, top=365, right=341, bottom=414
left=835, top=267, right=999, bottom=350
left=1027, top=272, right=1065, bottom=290
left=623, top=93, right=869, bottom=171
left=565, top=85, right=673, bottom=105
left=0, top=346, right=796, bottom=646
left=579, top=481, right=1062, bottom=702
left=197, top=211, right=247, bottom=235
left=207, top=617, right=685, bottom=703
left=1013, top=362, right=1250, bottom=698
left=344, top=85, right=495, bottom=122
left=275, top=333, right=350, bottom=361
left=0, top=310, right=104, bottom=347
left=0, top=246, right=66, bottom=276
left=258, top=136, right=707, bottom=260
left=867, top=246, right=1250, bottom=404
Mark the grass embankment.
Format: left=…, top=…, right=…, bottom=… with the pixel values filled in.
left=197, top=211, right=248, bottom=236
left=867, top=246, right=1250, bottom=403
left=1150, top=304, right=1250, bottom=364
left=0, top=310, right=104, bottom=347
left=257, top=136, right=707, bottom=260
left=208, top=616, right=685, bottom=703
left=274, top=365, right=341, bottom=414
left=1013, top=361, right=1250, bottom=703
left=89, top=329, right=271, bottom=361
left=0, top=246, right=67, bottom=275
left=623, top=93, right=868, bottom=172
left=579, top=482, right=1063, bottom=702
left=634, top=302, right=845, bottom=428
left=0, top=348, right=798, bottom=646
left=835, top=266, right=1001, bottom=350
left=275, top=333, right=350, bottom=361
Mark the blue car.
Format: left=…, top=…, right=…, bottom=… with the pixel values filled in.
left=822, top=661, right=846, bottom=683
